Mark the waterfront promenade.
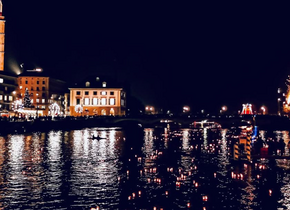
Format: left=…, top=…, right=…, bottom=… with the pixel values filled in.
left=0, top=114, right=289, bottom=135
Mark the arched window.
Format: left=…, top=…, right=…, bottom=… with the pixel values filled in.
left=85, top=81, right=90, bottom=87
left=110, top=108, right=115, bottom=116
left=102, top=82, right=106, bottom=87
left=101, top=109, right=106, bottom=116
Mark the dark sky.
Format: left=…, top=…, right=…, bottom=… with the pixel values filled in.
left=3, top=1, right=290, bottom=113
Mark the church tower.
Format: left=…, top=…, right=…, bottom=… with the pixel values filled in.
left=0, top=0, right=5, bottom=71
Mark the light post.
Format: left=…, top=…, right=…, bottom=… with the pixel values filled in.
left=278, top=98, right=281, bottom=116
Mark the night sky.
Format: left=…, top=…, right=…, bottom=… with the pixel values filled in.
left=3, top=1, right=290, bottom=113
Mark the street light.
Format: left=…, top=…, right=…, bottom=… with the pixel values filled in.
left=261, top=106, right=266, bottom=115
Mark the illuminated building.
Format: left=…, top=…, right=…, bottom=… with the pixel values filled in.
left=241, top=104, right=253, bottom=115
left=17, top=69, right=67, bottom=116
left=0, top=1, right=18, bottom=112
left=69, top=76, right=126, bottom=116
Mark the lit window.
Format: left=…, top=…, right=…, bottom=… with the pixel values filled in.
left=0, top=78, right=3, bottom=83
left=102, top=82, right=107, bottom=87
left=101, top=98, right=107, bottom=105
left=93, top=98, right=98, bottom=105
left=42, top=99, right=45, bottom=103
left=20, top=86, right=22, bottom=89
left=41, top=106, right=45, bottom=109
left=4, top=95, right=7, bottom=101
left=101, top=91, right=107, bottom=95
left=109, top=98, right=115, bottom=105
left=9, top=96, right=13, bottom=101
left=85, top=81, right=90, bottom=87
left=0, top=95, right=2, bottom=100
left=84, top=98, right=90, bottom=105
left=36, top=99, right=39, bottom=103
left=121, top=99, right=125, bottom=106
left=31, top=99, right=33, bottom=103
left=96, top=77, right=100, bottom=81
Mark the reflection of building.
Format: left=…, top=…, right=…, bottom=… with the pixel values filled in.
left=241, top=103, right=253, bottom=115
left=17, top=69, right=67, bottom=116
left=69, top=76, right=126, bottom=116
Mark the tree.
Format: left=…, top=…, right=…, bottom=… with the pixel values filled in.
left=23, top=88, right=32, bottom=108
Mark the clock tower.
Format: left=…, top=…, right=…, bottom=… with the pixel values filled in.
left=0, top=0, right=5, bottom=71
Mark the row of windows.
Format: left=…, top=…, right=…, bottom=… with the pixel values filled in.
left=76, top=91, right=115, bottom=96
left=0, top=95, right=13, bottom=101
left=20, top=92, right=46, bottom=97
left=31, top=99, right=46, bottom=103
left=20, top=86, right=46, bottom=91
left=20, top=80, right=46, bottom=85
left=76, top=98, right=115, bottom=106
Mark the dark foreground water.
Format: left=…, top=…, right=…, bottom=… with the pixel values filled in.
left=0, top=126, right=290, bottom=209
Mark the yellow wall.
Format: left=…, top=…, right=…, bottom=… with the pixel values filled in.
left=0, top=16, right=5, bottom=71
left=69, top=88, right=125, bottom=116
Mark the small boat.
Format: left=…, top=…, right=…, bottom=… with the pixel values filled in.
left=89, top=135, right=106, bottom=140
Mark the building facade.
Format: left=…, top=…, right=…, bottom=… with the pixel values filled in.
left=69, top=76, right=126, bottom=116
left=17, top=70, right=67, bottom=116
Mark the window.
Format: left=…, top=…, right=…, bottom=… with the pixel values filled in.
left=76, top=91, right=81, bottom=95
left=31, top=87, right=34, bottom=91
left=110, top=91, right=114, bottom=95
left=31, top=93, right=33, bottom=96
left=96, top=77, right=100, bottom=81
left=42, top=99, right=45, bottom=103
left=42, top=93, right=46, bottom=97
left=93, top=98, right=98, bottom=105
left=20, top=86, right=22, bottom=89
left=9, top=96, right=12, bottom=101
left=121, top=99, right=125, bottom=106
left=85, top=91, right=89, bottom=95
left=84, top=98, right=90, bottom=105
left=36, top=99, right=39, bottom=103
left=101, top=98, right=107, bottom=105
left=0, top=95, right=2, bottom=100
left=93, top=91, right=97, bottom=95
left=37, top=87, right=39, bottom=91
left=109, top=98, right=115, bottom=105
left=31, top=99, right=33, bottom=103
left=42, top=81, right=45, bottom=85
left=37, top=81, right=39, bottom=84
left=4, top=95, right=7, bottom=101
left=25, top=81, right=28, bottom=84
left=42, top=87, right=45, bottom=91
left=76, top=98, right=80, bottom=104
left=41, top=106, right=45, bottom=109
left=102, top=82, right=107, bottom=87
left=101, top=91, right=107, bottom=95
left=85, top=81, right=90, bottom=87
left=0, top=78, right=3, bottom=83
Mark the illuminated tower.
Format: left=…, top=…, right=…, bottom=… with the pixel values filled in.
left=0, top=0, right=5, bottom=71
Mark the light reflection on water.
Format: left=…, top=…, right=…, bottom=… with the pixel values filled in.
left=0, top=128, right=289, bottom=209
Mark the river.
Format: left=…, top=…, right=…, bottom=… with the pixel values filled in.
left=0, top=126, right=289, bottom=209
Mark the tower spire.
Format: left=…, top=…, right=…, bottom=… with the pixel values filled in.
left=0, top=0, right=2, bottom=15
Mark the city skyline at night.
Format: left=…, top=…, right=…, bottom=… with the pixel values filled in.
left=3, top=1, right=290, bottom=113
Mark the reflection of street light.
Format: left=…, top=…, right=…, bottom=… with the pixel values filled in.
left=261, top=106, right=266, bottom=115
left=278, top=98, right=281, bottom=116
